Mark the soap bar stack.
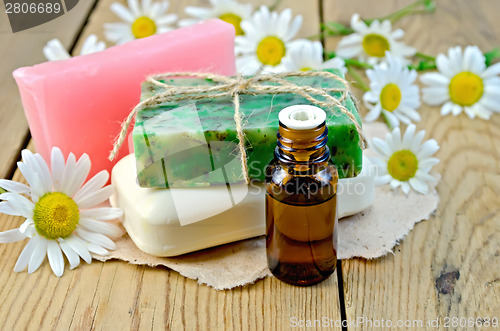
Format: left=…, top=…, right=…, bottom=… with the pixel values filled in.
left=133, top=69, right=363, bottom=188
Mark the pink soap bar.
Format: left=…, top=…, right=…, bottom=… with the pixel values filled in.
left=13, top=19, right=236, bottom=179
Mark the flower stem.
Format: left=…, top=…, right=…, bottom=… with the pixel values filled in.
left=346, top=65, right=370, bottom=92
left=415, top=51, right=436, bottom=62
left=344, top=58, right=373, bottom=69
left=268, top=0, right=283, bottom=11
left=320, top=0, right=436, bottom=39
left=369, top=0, right=436, bottom=25
left=381, top=112, right=395, bottom=131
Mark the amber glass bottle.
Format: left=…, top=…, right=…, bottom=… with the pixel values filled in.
left=265, top=105, right=338, bottom=286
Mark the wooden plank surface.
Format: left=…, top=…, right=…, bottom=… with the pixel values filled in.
left=0, top=0, right=97, bottom=180
left=323, top=0, right=500, bottom=328
left=0, top=1, right=343, bottom=330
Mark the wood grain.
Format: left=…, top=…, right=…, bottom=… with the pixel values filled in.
left=0, top=1, right=343, bottom=330
left=0, top=1, right=97, bottom=180
left=323, top=0, right=500, bottom=329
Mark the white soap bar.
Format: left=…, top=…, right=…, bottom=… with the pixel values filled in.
left=110, top=154, right=375, bottom=256
left=338, top=156, right=375, bottom=218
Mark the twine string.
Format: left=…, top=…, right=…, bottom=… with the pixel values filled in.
left=109, top=71, right=367, bottom=184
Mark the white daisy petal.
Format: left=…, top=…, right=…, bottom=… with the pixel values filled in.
left=19, top=219, right=34, bottom=234
left=374, top=174, right=391, bottom=185
left=51, top=147, right=65, bottom=190
left=401, top=182, right=411, bottom=195
left=482, top=62, right=500, bottom=78
left=0, top=201, right=21, bottom=216
left=47, top=240, right=64, bottom=277
left=73, top=170, right=109, bottom=203
left=418, top=139, right=440, bottom=159
left=364, top=103, right=382, bottom=122
left=420, top=73, right=449, bottom=86
left=111, top=3, right=135, bottom=22
left=75, top=186, right=115, bottom=209
left=370, top=137, right=392, bottom=158
left=65, top=235, right=92, bottom=264
left=0, top=229, right=27, bottom=243
left=59, top=241, right=80, bottom=270
left=43, top=39, right=71, bottom=61
left=14, top=237, right=37, bottom=272
left=79, top=218, right=123, bottom=237
left=86, top=243, right=109, bottom=256
left=0, top=193, right=34, bottom=219
left=76, top=228, right=116, bottom=250
left=0, top=179, right=30, bottom=194
left=28, top=235, right=48, bottom=274
left=409, top=177, right=429, bottom=194
left=79, top=207, right=123, bottom=221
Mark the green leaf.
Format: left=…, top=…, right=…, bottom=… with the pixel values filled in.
left=423, top=0, right=436, bottom=12
left=484, top=48, right=500, bottom=67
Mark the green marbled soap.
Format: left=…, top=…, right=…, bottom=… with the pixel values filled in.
left=133, top=69, right=362, bottom=188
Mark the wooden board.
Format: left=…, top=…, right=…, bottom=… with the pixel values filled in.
left=0, top=1, right=343, bottom=329
left=0, top=0, right=97, bottom=180
left=323, top=0, right=500, bottom=328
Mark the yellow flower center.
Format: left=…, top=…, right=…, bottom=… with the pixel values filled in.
left=33, top=192, right=79, bottom=240
left=131, top=16, right=157, bottom=39
left=256, top=36, right=286, bottom=66
left=362, top=33, right=390, bottom=57
left=300, top=67, right=313, bottom=71
left=380, top=83, right=402, bottom=112
left=448, top=71, right=484, bottom=106
left=387, top=150, right=418, bottom=182
left=219, top=13, right=244, bottom=35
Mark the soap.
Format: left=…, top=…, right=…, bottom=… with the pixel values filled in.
left=13, top=19, right=236, bottom=179
left=133, top=69, right=363, bottom=188
left=110, top=154, right=375, bottom=257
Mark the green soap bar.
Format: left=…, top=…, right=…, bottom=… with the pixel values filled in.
left=133, top=69, right=362, bottom=188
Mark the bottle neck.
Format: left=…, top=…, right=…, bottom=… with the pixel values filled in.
left=275, top=123, right=330, bottom=165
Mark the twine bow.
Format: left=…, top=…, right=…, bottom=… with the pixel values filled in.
left=109, top=71, right=367, bottom=184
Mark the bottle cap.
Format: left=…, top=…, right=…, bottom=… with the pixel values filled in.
left=278, top=105, right=327, bottom=130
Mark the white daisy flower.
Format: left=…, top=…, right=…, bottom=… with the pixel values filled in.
left=0, top=148, right=123, bottom=277
left=336, top=13, right=416, bottom=65
left=179, top=0, right=252, bottom=36
left=282, top=40, right=347, bottom=74
left=43, top=34, right=106, bottom=61
left=363, top=52, right=421, bottom=127
left=104, top=0, right=178, bottom=44
left=370, top=124, right=440, bottom=195
left=420, top=45, right=500, bottom=120
left=235, top=6, right=303, bottom=75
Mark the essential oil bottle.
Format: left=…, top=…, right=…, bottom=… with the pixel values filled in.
left=265, top=105, right=338, bottom=286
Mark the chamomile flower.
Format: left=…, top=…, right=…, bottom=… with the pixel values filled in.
left=370, top=124, right=440, bottom=195
left=363, top=52, right=421, bottom=127
left=235, top=6, right=303, bottom=75
left=282, top=40, right=347, bottom=74
left=420, top=46, right=500, bottom=119
left=0, top=148, right=123, bottom=277
left=104, top=0, right=178, bottom=44
left=43, top=35, right=106, bottom=61
left=179, top=0, right=252, bottom=36
left=336, top=13, right=416, bottom=65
